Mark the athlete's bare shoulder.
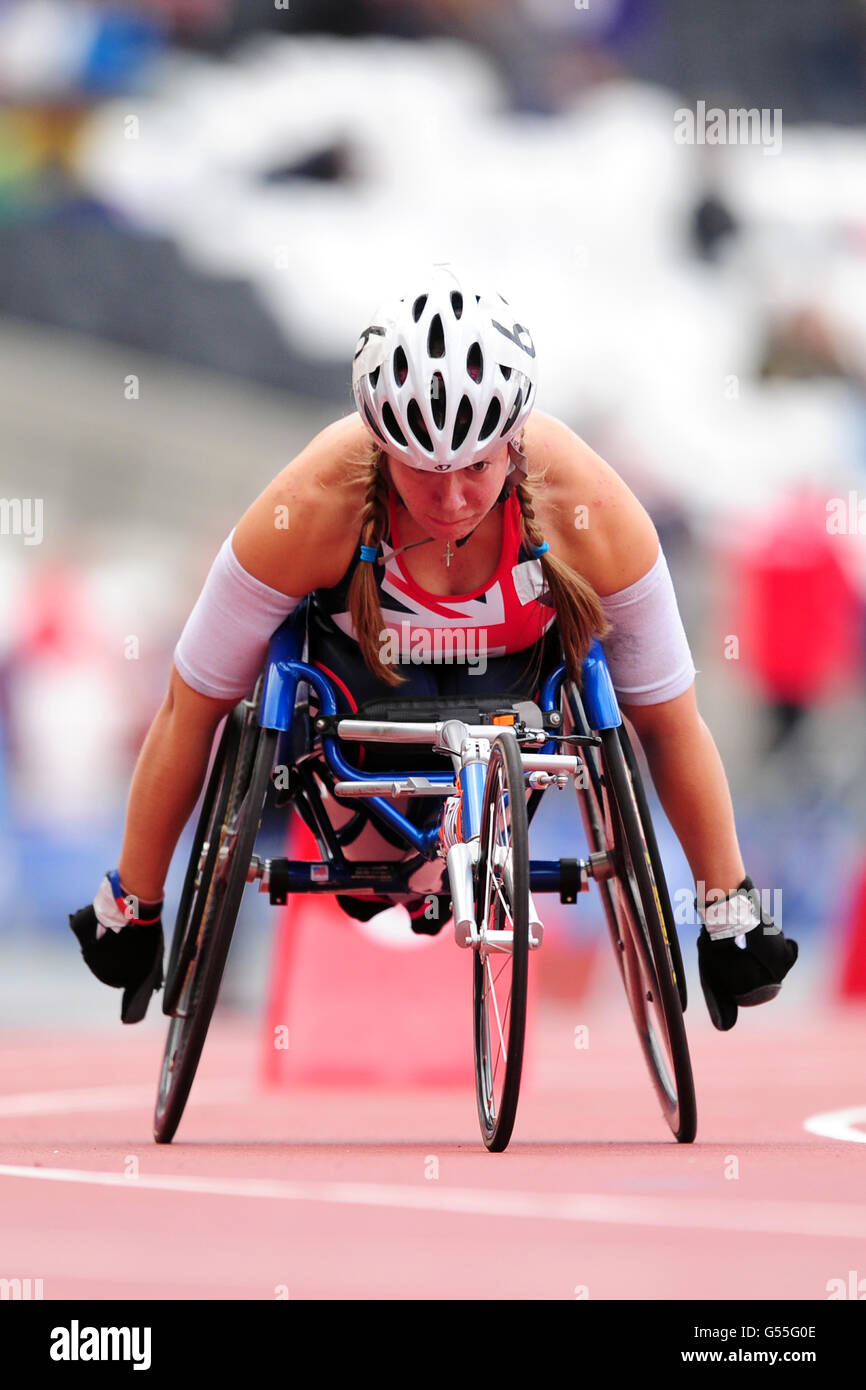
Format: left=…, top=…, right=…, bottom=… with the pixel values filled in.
left=522, top=409, right=659, bottom=595
left=232, top=413, right=373, bottom=596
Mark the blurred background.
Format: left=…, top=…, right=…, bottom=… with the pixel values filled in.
left=1, top=0, right=865, bottom=1047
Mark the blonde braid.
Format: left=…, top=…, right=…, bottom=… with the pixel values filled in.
left=514, top=474, right=612, bottom=689
left=347, top=442, right=406, bottom=687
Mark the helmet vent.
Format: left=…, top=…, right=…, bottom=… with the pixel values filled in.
left=501, top=387, right=523, bottom=436
left=499, top=363, right=512, bottom=380
left=451, top=396, right=473, bottom=450
left=382, top=401, right=408, bottom=447
left=412, top=295, right=427, bottom=322
left=479, top=398, right=501, bottom=441
left=430, top=372, right=446, bottom=428
left=363, top=404, right=386, bottom=442
left=368, top=366, right=380, bottom=390
left=407, top=399, right=433, bottom=452
left=450, top=291, right=463, bottom=319
left=427, top=314, right=445, bottom=358
left=467, top=342, right=483, bottom=381
left=393, top=346, right=409, bottom=386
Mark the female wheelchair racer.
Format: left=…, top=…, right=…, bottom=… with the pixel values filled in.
left=69, top=264, right=797, bottom=1036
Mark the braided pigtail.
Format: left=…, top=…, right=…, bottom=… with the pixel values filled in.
left=514, top=474, right=612, bottom=691
left=347, top=443, right=406, bottom=687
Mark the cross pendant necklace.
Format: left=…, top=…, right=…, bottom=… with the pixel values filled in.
left=385, top=497, right=489, bottom=566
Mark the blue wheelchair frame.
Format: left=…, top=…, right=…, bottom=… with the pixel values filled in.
left=253, top=602, right=623, bottom=906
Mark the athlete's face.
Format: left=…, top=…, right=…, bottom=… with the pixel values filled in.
left=386, top=445, right=510, bottom=540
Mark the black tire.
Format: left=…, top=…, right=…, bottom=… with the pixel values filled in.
left=154, top=700, right=277, bottom=1144
left=473, top=734, right=530, bottom=1153
left=617, top=723, right=688, bottom=1012
left=565, top=687, right=696, bottom=1142
left=162, top=707, right=243, bottom=1016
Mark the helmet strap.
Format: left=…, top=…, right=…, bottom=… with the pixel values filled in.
left=506, top=437, right=529, bottom=479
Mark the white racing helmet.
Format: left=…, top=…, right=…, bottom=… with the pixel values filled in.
left=352, top=265, right=537, bottom=471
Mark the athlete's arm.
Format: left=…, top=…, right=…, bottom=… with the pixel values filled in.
left=524, top=410, right=747, bottom=897
left=119, top=416, right=368, bottom=900
left=522, top=409, right=660, bottom=595
left=231, top=412, right=370, bottom=596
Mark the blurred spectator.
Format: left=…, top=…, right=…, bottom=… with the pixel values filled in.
left=0, top=2, right=166, bottom=101
left=760, top=306, right=860, bottom=384
left=691, top=188, right=739, bottom=262
left=727, top=490, right=864, bottom=756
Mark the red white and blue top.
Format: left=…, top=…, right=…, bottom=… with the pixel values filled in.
left=312, top=485, right=557, bottom=659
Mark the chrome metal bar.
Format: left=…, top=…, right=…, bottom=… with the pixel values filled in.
left=336, top=719, right=522, bottom=745
left=331, top=777, right=458, bottom=798
left=246, top=855, right=270, bottom=888
left=520, top=754, right=579, bottom=772
left=586, top=850, right=615, bottom=882
left=446, top=840, right=478, bottom=948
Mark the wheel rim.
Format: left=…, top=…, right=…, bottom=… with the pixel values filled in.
left=606, top=773, right=679, bottom=1110
left=154, top=715, right=276, bottom=1143
left=610, top=866, right=678, bottom=1109
left=155, top=1016, right=186, bottom=1125
left=474, top=741, right=528, bottom=1149
left=163, top=709, right=243, bottom=1015
left=565, top=687, right=692, bottom=1134
left=477, top=782, right=516, bottom=1130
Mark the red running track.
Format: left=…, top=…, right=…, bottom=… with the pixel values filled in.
left=1, top=1000, right=865, bottom=1301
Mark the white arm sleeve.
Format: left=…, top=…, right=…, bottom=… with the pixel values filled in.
left=173, top=527, right=303, bottom=700
left=597, top=545, right=697, bottom=706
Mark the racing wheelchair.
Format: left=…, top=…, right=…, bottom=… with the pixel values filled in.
left=153, top=602, right=697, bottom=1151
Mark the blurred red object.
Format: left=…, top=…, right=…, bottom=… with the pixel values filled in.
left=839, top=858, right=866, bottom=999
left=14, top=564, right=100, bottom=662
left=261, top=818, right=476, bottom=1088
left=728, top=492, right=863, bottom=704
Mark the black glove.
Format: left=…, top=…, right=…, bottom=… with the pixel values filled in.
left=697, top=875, right=798, bottom=1031
left=69, top=905, right=164, bottom=1025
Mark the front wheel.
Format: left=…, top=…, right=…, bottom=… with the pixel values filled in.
left=473, top=734, right=530, bottom=1153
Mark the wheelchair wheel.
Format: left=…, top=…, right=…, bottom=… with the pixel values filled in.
left=473, top=734, right=530, bottom=1153
left=618, top=723, right=688, bottom=1013
left=565, top=689, right=696, bottom=1142
left=162, top=707, right=243, bottom=1016
left=154, top=698, right=277, bottom=1144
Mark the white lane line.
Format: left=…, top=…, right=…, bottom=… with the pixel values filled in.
left=0, top=1164, right=865, bottom=1239
left=0, top=1081, right=246, bottom=1117
left=804, top=1105, right=866, bottom=1144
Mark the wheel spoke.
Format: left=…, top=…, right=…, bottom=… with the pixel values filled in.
left=484, top=956, right=508, bottom=1067
left=489, top=956, right=512, bottom=992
